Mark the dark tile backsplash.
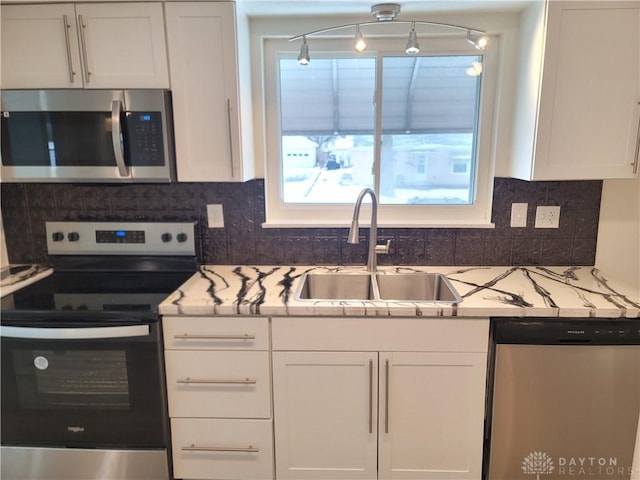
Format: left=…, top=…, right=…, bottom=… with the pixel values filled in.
left=1, top=177, right=602, bottom=266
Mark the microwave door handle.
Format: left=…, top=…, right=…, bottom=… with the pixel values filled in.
left=111, top=100, right=130, bottom=177
left=0, top=325, right=149, bottom=340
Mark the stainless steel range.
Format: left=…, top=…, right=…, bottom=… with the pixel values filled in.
left=1, top=221, right=197, bottom=480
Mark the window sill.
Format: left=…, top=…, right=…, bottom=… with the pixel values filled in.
left=261, top=220, right=496, bottom=229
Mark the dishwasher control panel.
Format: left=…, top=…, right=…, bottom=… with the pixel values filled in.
left=493, top=318, right=640, bottom=345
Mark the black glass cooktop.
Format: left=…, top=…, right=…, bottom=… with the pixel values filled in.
left=1, top=270, right=194, bottom=323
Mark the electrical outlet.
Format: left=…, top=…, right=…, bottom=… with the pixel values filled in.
left=207, top=204, right=224, bottom=228
left=510, top=203, right=528, bottom=228
left=535, top=206, right=561, bottom=229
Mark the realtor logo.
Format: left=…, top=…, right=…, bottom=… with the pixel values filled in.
left=522, top=451, right=555, bottom=480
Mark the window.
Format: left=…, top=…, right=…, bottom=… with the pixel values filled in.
left=264, top=35, right=498, bottom=227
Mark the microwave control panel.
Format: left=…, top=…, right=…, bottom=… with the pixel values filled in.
left=126, top=112, right=165, bottom=166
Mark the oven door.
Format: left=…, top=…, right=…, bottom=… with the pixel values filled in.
left=0, top=320, right=167, bottom=448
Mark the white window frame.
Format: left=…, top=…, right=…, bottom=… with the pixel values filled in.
left=263, top=34, right=499, bottom=228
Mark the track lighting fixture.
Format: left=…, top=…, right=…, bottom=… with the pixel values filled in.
left=354, top=25, right=367, bottom=53
left=291, top=3, right=489, bottom=66
left=405, top=22, right=419, bottom=54
left=297, top=36, right=310, bottom=65
left=466, top=30, right=489, bottom=50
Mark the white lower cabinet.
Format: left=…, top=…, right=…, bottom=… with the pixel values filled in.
left=272, top=317, right=489, bottom=480
left=378, top=352, right=487, bottom=480
left=273, top=352, right=379, bottom=479
left=171, top=418, right=274, bottom=480
left=165, top=350, right=271, bottom=419
left=163, top=316, right=273, bottom=480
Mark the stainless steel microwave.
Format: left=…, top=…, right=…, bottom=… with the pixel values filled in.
left=1, top=89, right=175, bottom=183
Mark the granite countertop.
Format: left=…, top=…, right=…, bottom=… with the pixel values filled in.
left=159, top=265, right=640, bottom=318
left=0, top=264, right=53, bottom=297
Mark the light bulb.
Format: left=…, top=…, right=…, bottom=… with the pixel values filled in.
left=297, top=37, right=310, bottom=65
left=405, top=23, right=419, bottom=54
left=354, top=25, right=367, bottom=53
left=466, top=31, right=489, bottom=50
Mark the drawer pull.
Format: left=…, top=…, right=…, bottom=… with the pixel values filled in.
left=182, top=444, right=259, bottom=453
left=177, top=377, right=256, bottom=385
left=174, top=334, right=255, bottom=340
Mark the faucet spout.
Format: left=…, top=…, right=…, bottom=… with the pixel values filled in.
left=347, top=188, right=388, bottom=272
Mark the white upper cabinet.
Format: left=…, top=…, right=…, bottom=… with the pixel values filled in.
left=1, top=3, right=169, bottom=89
left=510, top=1, right=640, bottom=180
left=1, top=4, right=81, bottom=88
left=165, top=2, right=255, bottom=182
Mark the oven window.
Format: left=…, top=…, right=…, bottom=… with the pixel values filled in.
left=14, top=349, right=130, bottom=409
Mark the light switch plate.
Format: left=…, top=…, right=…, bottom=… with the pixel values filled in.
left=535, top=206, right=561, bottom=228
left=510, top=203, right=528, bottom=228
left=207, top=204, right=224, bottom=228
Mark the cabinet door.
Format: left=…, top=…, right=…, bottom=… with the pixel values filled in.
left=534, top=1, right=640, bottom=179
left=272, top=352, right=378, bottom=480
left=74, top=3, right=169, bottom=88
left=378, top=352, right=487, bottom=480
left=165, top=2, right=240, bottom=182
left=1, top=4, right=83, bottom=88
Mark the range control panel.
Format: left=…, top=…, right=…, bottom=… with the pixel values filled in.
left=46, top=222, right=195, bottom=256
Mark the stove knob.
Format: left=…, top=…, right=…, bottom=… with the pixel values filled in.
left=161, top=233, right=172, bottom=243
left=68, top=232, right=80, bottom=242
left=177, top=233, right=188, bottom=243
left=51, top=232, right=64, bottom=242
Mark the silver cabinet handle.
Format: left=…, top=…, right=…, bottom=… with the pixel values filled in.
left=62, top=15, right=75, bottom=83
left=78, top=15, right=91, bottom=83
left=173, top=334, right=255, bottom=340
left=111, top=100, right=129, bottom=177
left=368, top=359, right=374, bottom=434
left=384, top=359, right=390, bottom=434
left=226, top=98, right=235, bottom=178
left=182, top=444, right=259, bottom=453
left=177, top=377, right=256, bottom=385
left=633, top=102, right=640, bottom=175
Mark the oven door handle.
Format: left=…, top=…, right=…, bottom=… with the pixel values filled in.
left=0, top=324, right=150, bottom=340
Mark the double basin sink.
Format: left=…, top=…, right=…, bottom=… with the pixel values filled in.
left=295, top=271, right=461, bottom=303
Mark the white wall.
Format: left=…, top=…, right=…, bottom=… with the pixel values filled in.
left=595, top=176, right=640, bottom=296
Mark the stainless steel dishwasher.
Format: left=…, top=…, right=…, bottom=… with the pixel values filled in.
left=487, top=318, right=640, bottom=480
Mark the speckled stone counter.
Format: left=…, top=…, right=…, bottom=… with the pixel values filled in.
left=159, top=265, right=640, bottom=318
left=0, top=264, right=53, bottom=297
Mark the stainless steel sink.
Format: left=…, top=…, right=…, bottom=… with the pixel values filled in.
left=295, top=273, right=375, bottom=300
left=375, top=273, right=461, bottom=302
left=295, top=271, right=461, bottom=303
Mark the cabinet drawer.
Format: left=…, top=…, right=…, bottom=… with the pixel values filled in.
left=166, top=350, right=271, bottom=418
left=272, top=317, right=489, bottom=352
left=163, top=316, right=269, bottom=350
left=171, top=418, right=273, bottom=480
